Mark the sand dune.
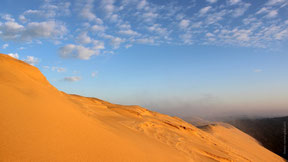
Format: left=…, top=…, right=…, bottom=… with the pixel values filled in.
left=0, top=53, right=284, bottom=161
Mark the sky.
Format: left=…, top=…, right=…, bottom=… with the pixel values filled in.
left=1, top=0, right=288, bottom=118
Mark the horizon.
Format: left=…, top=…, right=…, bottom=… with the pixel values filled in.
left=1, top=0, right=288, bottom=119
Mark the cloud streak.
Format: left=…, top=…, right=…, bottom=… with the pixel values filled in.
left=59, top=44, right=98, bottom=60
left=0, top=20, right=66, bottom=42
left=64, top=76, right=81, bottom=82
left=23, top=56, right=39, bottom=65
left=8, top=53, right=19, bottom=59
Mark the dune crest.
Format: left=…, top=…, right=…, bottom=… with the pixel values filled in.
left=0, top=54, right=284, bottom=161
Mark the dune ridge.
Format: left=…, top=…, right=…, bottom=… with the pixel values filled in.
left=0, top=53, right=284, bottom=161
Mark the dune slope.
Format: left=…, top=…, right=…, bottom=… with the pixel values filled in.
left=0, top=53, right=284, bottom=162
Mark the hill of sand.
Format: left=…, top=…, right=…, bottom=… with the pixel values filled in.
left=0, top=53, right=285, bottom=162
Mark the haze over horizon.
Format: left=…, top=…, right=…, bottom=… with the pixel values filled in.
left=1, top=0, right=288, bottom=118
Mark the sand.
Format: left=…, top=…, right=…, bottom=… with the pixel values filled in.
left=0, top=53, right=285, bottom=161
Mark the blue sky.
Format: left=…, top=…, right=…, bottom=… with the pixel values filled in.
left=1, top=0, right=288, bottom=118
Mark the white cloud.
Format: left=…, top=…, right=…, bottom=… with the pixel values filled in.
left=275, top=29, right=288, bottom=40
left=136, top=38, right=155, bottom=44
left=52, top=67, right=66, bottom=72
left=64, top=76, right=81, bottom=82
left=179, top=19, right=190, bottom=29
left=75, top=31, right=105, bottom=51
left=0, top=21, right=24, bottom=40
left=191, top=21, right=202, bottom=28
left=110, top=37, right=124, bottom=49
left=266, top=0, right=285, bottom=6
left=92, top=40, right=105, bottom=50
left=228, top=0, right=241, bottom=5
left=21, top=10, right=46, bottom=20
left=23, top=56, right=39, bottom=65
left=256, top=7, right=268, bottom=14
left=22, top=21, right=67, bottom=41
left=59, top=44, right=98, bottom=60
left=79, top=0, right=103, bottom=23
left=8, top=53, right=19, bottom=59
left=142, top=11, right=158, bottom=22
left=76, top=32, right=92, bottom=44
left=2, top=43, right=8, bottom=49
left=21, top=1, right=71, bottom=19
left=119, top=29, right=140, bottom=36
left=206, top=9, right=227, bottom=25
left=101, top=0, right=115, bottom=17
left=23, top=9, right=41, bottom=15
left=232, top=3, right=251, bottom=17
left=0, top=20, right=67, bottom=42
left=137, top=0, right=147, bottom=9
left=266, top=10, right=278, bottom=18
left=147, top=24, right=168, bottom=36
left=236, top=33, right=250, bottom=41
left=119, top=24, right=131, bottom=29
left=135, top=0, right=160, bottom=23
left=18, top=15, right=27, bottom=23
left=91, top=24, right=106, bottom=32
left=109, top=14, right=119, bottom=23
left=180, top=33, right=193, bottom=44
left=199, top=6, right=212, bottom=15
left=206, top=0, right=217, bottom=3
left=1, top=14, right=15, bottom=22
left=56, top=2, right=71, bottom=16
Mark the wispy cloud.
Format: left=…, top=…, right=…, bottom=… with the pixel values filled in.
left=23, top=56, right=39, bottom=65
left=76, top=32, right=92, bottom=44
left=59, top=44, right=98, bottom=60
left=228, top=0, right=241, bottom=5
left=52, top=67, right=66, bottom=73
left=266, top=10, right=278, bottom=18
left=119, top=29, right=140, bottom=36
left=179, top=19, right=190, bottom=29
left=2, top=43, right=8, bottom=49
left=199, top=6, right=212, bottom=16
left=63, top=76, right=81, bottom=82
left=8, top=53, right=19, bottom=59
left=266, top=0, right=286, bottom=6
left=0, top=20, right=66, bottom=42
left=1, top=14, right=15, bottom=21
left=206, top=0, right=217, bottom=4
left=78, top=0, right=102, bottom=24
left=110, top=37, right=124, bottom=49
left=232, top=3, right=251, bottom=17
left=19, top=0, right=70, bottom=21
